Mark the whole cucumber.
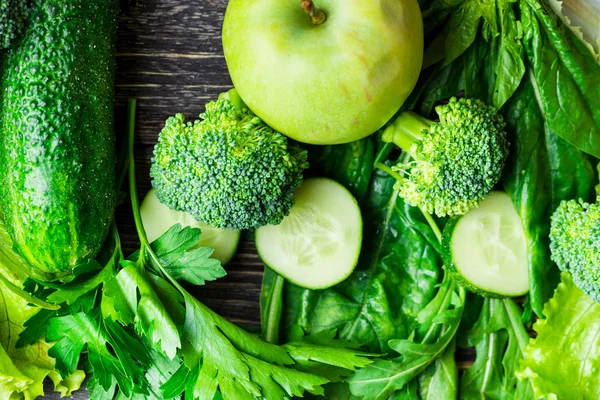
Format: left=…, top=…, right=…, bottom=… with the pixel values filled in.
left=0, top=0, right=118, bottom=276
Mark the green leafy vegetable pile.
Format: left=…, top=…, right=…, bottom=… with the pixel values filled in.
left=7, top=101, right=373, bottom=399
left=419, top=0, right=600, bottom=316
left=0, top=0, right=599, bottom=398
left=258, top=0, right=600, bottom=397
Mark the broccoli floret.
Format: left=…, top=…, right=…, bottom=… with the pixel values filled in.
left=550, top=197, right=600, bottom=302
left=382, top=97, right=509, bottom=217
left=0, top=0, right=29, bottom=49
left=150, top=89, right=309, bottom=230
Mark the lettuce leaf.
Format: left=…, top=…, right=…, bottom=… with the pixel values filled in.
left=0, top=219, right=85, bottom=399
left=518, top=272, right=600, bottom=399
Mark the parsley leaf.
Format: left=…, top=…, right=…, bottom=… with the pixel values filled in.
left=46, top=309, right=151, bottom=397
left=146, top=224, right=226, bottom=286
left=102, top=261, right=183, bottom=359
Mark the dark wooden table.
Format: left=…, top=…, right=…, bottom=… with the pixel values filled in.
left=45, top=1, right=263, bottom=398
left=115, top=0, right=265, bottom=328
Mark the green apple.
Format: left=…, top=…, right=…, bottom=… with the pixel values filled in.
left=222, top=0, right=423, bottom=145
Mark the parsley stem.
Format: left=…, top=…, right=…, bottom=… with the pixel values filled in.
left=127, top=99, right=148, bottom=250
left=126, top=99, right=186, bottom=291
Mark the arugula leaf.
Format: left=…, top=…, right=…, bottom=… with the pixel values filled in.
left=518, top=272, right=600, bottom=399
left=418, top=338, right=458, bottom=400
left=459, top=298, right=533, bottom=399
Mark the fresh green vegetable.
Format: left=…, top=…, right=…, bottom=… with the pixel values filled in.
left=222, top=0, right=424, bottom=144
left=349, top=277, right=465, bottom=399
left=0, top=218, right=86, bottom=399
left=442, top=191, right=529, bottom=297
left=0, top=0, right=118, bottom=276
left=150, top=89, right=308, bottom=230
left=418, top=338, right=458, bottom=400
left=19, top=100, right=374, bottom=399
left=422, top=0, right=600, bottom=315
left=518, top=272, right=600, bottom=399
left=260, top=138, right=374, bottom=345
left=423, top=0, right=600, bottom=158
left=459, top=298, right=533, bottom=399
left=549, top=196, right=600, bottom=302
left=281, top=167, right=442, bottom=354
left=501, top=77, right=597, bottom=316
left=256, top=178, right=362, bottom=290
left=381, top=97, right=509, bottom=217
left=0, top=0, right=28, bottom=49
left=140, top=188, right=241, bottom=265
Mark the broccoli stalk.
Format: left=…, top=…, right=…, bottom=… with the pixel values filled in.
left=380, top=97, right=509, bottom=217
left=550, top=197, right=600, bottom=302
left=0, top=0, right=29, bottom=49
left=151, top=89, right=309, bottom=230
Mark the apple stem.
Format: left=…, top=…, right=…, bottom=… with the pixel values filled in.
left=301, top=0, right=327, bottom=25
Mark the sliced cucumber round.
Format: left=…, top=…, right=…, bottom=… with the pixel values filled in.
left=140, top=189, right=241, bottom=265
left=442, top=191, right=529, bottom=297
left=255, top=178, right=362, bottom=290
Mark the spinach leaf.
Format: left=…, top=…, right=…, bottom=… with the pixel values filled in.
left=521, top=0, right=600, bottom=158
left=282, top=168, right=441, bottom=352
left=442, top=0, right=496, bottom=66
left=502, top=76, right=597, bottom=316
left=493, top=3, right=525, bottom=108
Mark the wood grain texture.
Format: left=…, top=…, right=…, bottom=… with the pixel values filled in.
left=113, top=0, right=268, bottom=329
left=43, top=0, right=482, bottom=398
